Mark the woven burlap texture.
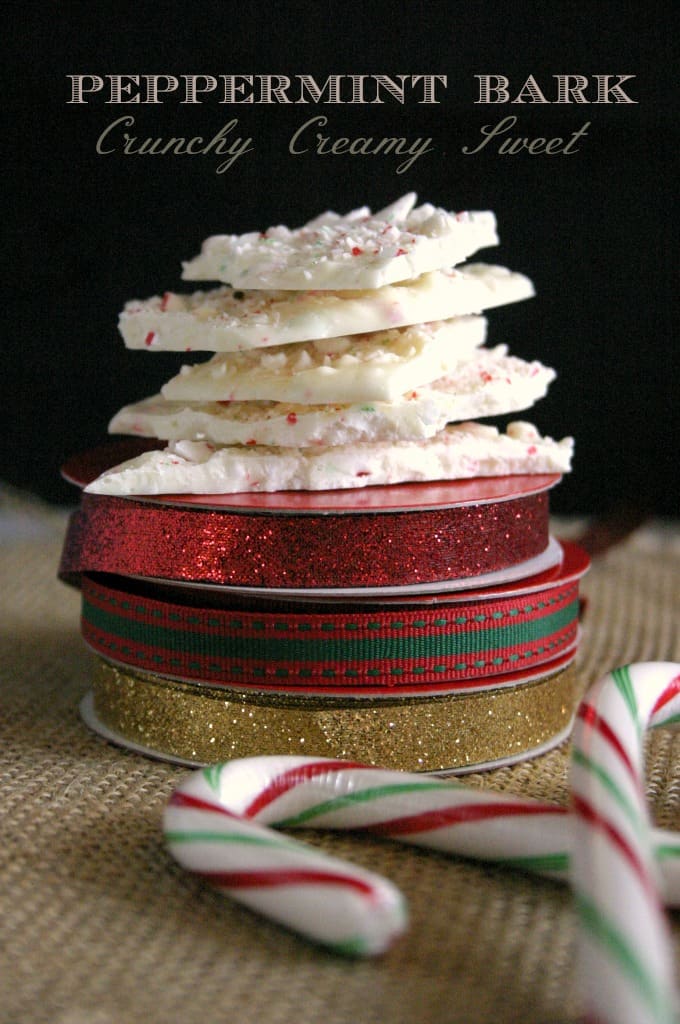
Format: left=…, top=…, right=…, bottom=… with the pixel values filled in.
left=1, top=490, right=679, bottom=1024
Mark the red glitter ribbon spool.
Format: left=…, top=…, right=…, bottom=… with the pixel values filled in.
left=78, top=542, right=588, bottom=696
left=60, top=446, right=559, bottom=590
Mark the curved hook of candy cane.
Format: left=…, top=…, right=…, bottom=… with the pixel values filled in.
left=163, top=761, right=409, bottom=956
left=570, top=661, right=680, bottom=1024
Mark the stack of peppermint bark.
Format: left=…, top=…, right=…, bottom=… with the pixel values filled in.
left=62, top=194, right=588, bottom=774
left=88, top=194, right=572, bottom=494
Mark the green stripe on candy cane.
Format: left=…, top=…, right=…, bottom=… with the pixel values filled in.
left=655, top=844, right=680, bottom=862
left=571, top=746, right=648, bottom=841
left=164, top=830, right=319, bottom=854
left=611, top=662, right=644, bottom=743
left=271, top=781, right=452, bottom=829
left=493, top=851, right=570, bottom=874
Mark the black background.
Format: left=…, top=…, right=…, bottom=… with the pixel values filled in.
left=3, top=2, right=678, bottom=515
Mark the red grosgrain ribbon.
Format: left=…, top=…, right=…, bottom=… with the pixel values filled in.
left=79, top=555, right=585, bottom=694
left=60, top=490, right=550, bottom=589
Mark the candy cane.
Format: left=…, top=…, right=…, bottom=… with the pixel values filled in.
left=164, top=663, right=680, bottom=1015
left=570, top=662, right=680, bottom=1024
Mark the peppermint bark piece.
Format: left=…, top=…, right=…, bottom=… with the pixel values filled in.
left=181, top=194, right=498, bottom=290
left=120, top=264, right=533, bottom=353
left=86, top=421, right=573, bottom=496
left=161, top=317, right=486, bottom=405
left=110, top=347, right=555, bottom=447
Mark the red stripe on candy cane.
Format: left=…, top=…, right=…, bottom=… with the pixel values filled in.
left=571, top=793, right=659, bottom=901
left=168, top=790, right=238, bottom=818
left=244, top=760, right=368, bottom=819
left=357, top=800, right=566, bottom=837
left=576, top=701, right=638, bottom=783
left=196, top=868, right=380, bottom=898
left=651, top=675, right=680, bottom=717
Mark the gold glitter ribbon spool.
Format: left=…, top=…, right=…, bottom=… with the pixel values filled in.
left=86, top=656, right=579, bottom=773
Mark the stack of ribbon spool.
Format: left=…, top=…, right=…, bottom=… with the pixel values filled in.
left=59, top=194, right=589, bottom=773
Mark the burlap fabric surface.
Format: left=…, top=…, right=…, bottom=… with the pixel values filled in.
left=1, top=487, right=679, bottom=1024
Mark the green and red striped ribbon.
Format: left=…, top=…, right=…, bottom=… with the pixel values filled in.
left=81, top=572, right=580, bottom=692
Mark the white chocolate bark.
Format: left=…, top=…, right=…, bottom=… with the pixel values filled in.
left=161, top=317, right=486, bottom=405
left=85, top=421, right=573, bottom=495
left=181, top=194, right=498, bottom=290
left=110, top=347, right=555, bottom=447
left=119, top=264, right=533, bottom=353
